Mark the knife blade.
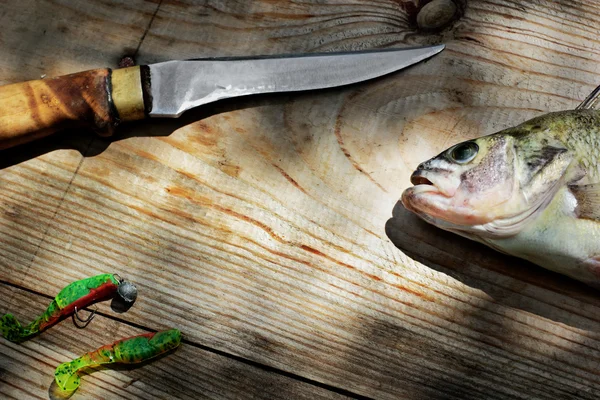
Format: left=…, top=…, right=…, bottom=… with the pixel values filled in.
left=0, top=45, right=444, bottom=150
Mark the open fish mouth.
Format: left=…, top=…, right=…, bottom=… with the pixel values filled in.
left=402, top=174, right=449, bottom=214
left=401, top=183, right=479, bottom=232
left=402, top=168, right=464, bottom=223
left=410, top=175, right=433, bottom=186
left=408, top=169, right=454, bottom=197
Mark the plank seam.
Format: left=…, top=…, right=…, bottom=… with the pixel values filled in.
left=0, top=280, right=371, bottom=400
left=134, top=0, right=164, bottom=58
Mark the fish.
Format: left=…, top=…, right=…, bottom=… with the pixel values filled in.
left=401, top=95, right=600, bottom=287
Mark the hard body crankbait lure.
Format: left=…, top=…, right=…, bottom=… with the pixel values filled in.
left=1, top=273, right=137, bottom=342
left=54, top=329, right=182, bottom=392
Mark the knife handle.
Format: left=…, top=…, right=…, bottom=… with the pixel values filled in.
left=0, top=66, right=146, bottom=151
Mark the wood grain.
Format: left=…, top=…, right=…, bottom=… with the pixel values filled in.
left=0, top=0, right=157, bottom=85
left=0, top=284, right=348, bottom=399
left=3, top=0, right=600, bottom=399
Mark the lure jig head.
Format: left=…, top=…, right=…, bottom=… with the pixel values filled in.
left=1, top=273, right=137, bottom=343
left=54, top=329, right=182, bottom=392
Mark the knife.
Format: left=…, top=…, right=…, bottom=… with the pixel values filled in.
left=0, top=45, right=444, bottom=151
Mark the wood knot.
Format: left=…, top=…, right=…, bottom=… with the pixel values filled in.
left=417, top=0, right=458, bottom=30
left=118, top=56, right=136, bottom=68
left=397, top=0, right=465, bottom=32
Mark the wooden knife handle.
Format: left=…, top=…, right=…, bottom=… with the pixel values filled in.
left=0, top=66, right=146, bottom=150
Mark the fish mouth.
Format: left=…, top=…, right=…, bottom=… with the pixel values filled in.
left=402, top=183, right=473, bottom=231
left=402, top=172, right=447, bottom=214
left=402, top=168, right=518, bottom=236
left=410, top=175, right=433, bottom=186
left=402, top=168, right=457, bottom=220
left=408, top=170, right=453, bottom=197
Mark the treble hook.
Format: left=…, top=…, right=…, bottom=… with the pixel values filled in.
left=72, top=306, right=96, bottom=329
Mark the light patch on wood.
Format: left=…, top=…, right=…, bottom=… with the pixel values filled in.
left=3, top=0, right=600, bottom=399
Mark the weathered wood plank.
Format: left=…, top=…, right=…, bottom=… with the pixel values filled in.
left=0, top=284, right=349, bottom=400
left=0, top=0, right=158, bottom=281
left=0, top=0, right=157, bottom=84
left=3, top=0, right=600, bottom=399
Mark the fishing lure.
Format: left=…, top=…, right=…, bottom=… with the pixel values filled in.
left=1, top=273, right=137, bottom=343
left=54, top=329, right=182, bottom=392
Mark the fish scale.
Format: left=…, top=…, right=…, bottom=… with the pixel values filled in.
left=402, top=108, right=600, bottom=287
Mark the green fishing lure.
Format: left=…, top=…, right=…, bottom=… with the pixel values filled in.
left=1, top=274, right=137, bottom=343
left=54, top=329, right=182, bottom=392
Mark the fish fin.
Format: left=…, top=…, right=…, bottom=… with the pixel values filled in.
left=569, top=183, right=600, bottom=220
left=576, top=84, right=600, bottom=110
left=520, top=146, right=569, bottom=184
left=521, top=147, right=572, bottom=206
left=577, top=256, right=600, bottom=289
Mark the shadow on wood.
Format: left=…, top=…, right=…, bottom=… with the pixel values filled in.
left=341, top=310, right=600, bottom=399
left=0, top=92, right=289, bottom=170
left=385, top=199, right=600, bottom=331
left=0, top=76, right=401, bottom=170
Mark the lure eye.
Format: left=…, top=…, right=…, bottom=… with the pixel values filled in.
left=449, top=142, right=478, bottom=164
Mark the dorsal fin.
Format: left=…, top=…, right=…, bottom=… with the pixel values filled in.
left=577, top=84, right=600, bottom=110
left=569, top=183, right=600, bottom=220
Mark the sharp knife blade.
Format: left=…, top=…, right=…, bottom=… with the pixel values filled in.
left=0, top=44, right=444, bottom=150
left=149, top=44, right=445, bottom=117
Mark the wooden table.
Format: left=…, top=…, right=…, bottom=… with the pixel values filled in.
left=2, top=1, right=600, bottom=398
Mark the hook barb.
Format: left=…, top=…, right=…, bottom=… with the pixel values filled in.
left=72, top=306, right=96, bottom=329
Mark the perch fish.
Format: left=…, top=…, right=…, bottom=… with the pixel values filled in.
left=401, top=92, right=600, bottom=287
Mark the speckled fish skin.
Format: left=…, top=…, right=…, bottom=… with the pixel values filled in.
left=402, top=109, right=600, bottom=287
left=0, top=274, right=120, bottom=342
left=54, top=329, right=182, bottom=392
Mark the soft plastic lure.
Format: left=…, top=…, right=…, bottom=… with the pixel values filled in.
left=1, top=273, right=137, bottom=343
left=55, top=329, right=182, bottom=391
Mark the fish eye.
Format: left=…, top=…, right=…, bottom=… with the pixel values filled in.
left=449, top=142, right=478, bottom=164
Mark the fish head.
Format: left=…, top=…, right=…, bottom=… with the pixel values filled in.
left=402, top=128, right=574, bottom=239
